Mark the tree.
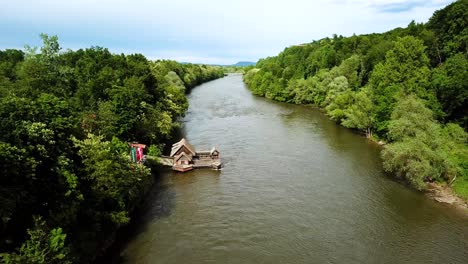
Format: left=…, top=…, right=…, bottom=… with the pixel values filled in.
left=324, top=76, right=352, bottom=122
left=73, top=134, right=151, bottom=227
left=431, top=53, right=468, bottom=128
left=381, top=95, right=466, bottom=190
left=342, top=88, right=376, bottom=137
left=38, top=34, right=60, bottom=62
left=307, top=44, right=337, bottom=74
left=427, top=0, right=468, bottom=61
left=1, top=217, right=72, bottom=264
left=335, top=54, right=362, bottom=89
left=369, top=36, right=438, bottom=135
left=382, top=95, right=440, bottom=189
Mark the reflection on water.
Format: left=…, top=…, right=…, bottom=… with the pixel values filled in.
left=112, top=74, right=467, bottom=264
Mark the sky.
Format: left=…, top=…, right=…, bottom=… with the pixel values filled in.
left=0, top=0, right=454, bottom=65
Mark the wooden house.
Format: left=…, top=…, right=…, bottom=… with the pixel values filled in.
left=170, top=138, right=195, bottom=171
left=168, top=138, right=222, bottom=172
left=170, top=138, right=196, bottom=157
left=196, top=147, right=220, bottom=160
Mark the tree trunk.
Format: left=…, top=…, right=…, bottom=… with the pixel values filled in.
left=449, top=175, right=457, bottom=186
left=366, top=127, right=372, bottom=138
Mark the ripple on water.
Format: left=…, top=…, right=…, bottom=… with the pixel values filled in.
left=116, top=75, right=468, bottom=264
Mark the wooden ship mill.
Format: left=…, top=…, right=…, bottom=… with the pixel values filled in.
left=162, top=138, right=222, bottom=172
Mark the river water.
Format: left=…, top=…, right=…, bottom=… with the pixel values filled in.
left=115, top=74, right=467, bottom=263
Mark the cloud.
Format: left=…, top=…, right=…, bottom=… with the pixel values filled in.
left=366, top=0, right=453, bottom=13
left=375, top=1, right=427, bottom=13
left=0, top=0, right=456, bottom=64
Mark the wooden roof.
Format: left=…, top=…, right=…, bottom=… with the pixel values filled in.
left=174, top=152, right=192, bottom=162
left=170, top=138, right=196, bottom=157
left=197, top=147, right=219, bottom=155
left=210, top=147, right=219, bottom=155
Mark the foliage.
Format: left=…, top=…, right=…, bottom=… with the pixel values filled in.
left=382, top=96, right=441, bottom=189
left=341, top=88, right=375, bottom=137
left=1, top=217, right=72, bottom=264
left=73, top=134, right=151, bottom=227
left=431, top=53, right=468, bottom=128
left=147, top=145, right=162, bottom=157
left=427, top=0, right=468, bottom=63
left=382, top=96, right=467, bottom=190
left=0, top=35, right=223, bottom=263
left=369, top=36, right=435, bottom=133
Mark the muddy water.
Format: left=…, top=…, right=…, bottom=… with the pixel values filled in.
left=115, top=74, right=467, bottom=264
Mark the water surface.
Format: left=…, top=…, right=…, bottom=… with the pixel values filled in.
left=117, top=74, right=467, bottom=264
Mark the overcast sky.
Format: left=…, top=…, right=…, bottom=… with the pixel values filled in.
left=0, top=0, right=454, bottom=65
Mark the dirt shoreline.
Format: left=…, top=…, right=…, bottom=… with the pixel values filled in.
left=367, top=138, right=467, bottom=212
left=426, top=183, right=468, bottom=211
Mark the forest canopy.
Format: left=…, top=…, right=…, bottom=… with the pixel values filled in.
left=0, top=35, right=223, bottom=263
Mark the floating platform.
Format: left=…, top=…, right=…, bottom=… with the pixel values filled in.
left=160, top=138, right=222, bottom=172
left=173, top=164, right=194, bottom=172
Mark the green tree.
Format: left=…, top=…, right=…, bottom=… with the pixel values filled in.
left=324, top=76, right=352, bottom=122
left=382, top=95, right=466, bottom=190
left=369, top=36, right=438, bottom=135
left=1, top=217, right=72, bottom=264
left=382, top=96, right=440, bottom=189
left=427, top=0, right=468, bottom=61
left=342, top=88, right=376, bottom=137
left=73, top=134, right=151, bottom=227
left=431, top=53, right=468, bottom=128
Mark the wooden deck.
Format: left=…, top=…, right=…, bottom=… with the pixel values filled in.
left=192, top=159, right=222, bottom=169
left=159, top=156, right=174, bottom=166
left=149, top=155, right=222, bottom=171
left=173, top=164, right=193, bottom=172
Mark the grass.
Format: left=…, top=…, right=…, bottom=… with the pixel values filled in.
left=452, top=177, right=468, bottom=201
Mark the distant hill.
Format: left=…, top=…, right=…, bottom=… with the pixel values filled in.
left=179, top=61, right=256, bottom=67
left=232, top=61, right=256, bottom=66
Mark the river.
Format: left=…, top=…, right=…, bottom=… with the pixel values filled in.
left=113, top=74, right=467, bottom=263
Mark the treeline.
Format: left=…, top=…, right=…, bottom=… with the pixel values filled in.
left=0, top=35, right=223, bottom=263
left=244, top=1, right=468, bottom=197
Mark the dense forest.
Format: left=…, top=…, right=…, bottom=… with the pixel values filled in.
left=244, top=1, right=468, bottom=197
left=0, top=35, right=223, bottom=263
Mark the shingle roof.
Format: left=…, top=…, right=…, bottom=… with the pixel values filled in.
left=210, top=147, right=218, bottom=155
left=174, top=151, right=192, bottom=162
left=170, top=138, right=196, bottom=157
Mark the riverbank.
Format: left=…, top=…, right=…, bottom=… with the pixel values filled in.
left=349, top=111, right=467, bottom=210
left=352, top=129, right=467, bottom=209
left=363, top=131, right=467, bottom=210
left=244, top=75, right=467, bottom=212
left=367, top=136, right=468, bottom=210
left=427, top=183, right=468, bottom=210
